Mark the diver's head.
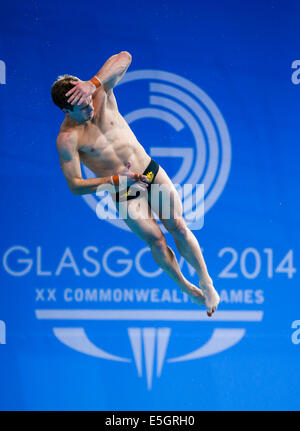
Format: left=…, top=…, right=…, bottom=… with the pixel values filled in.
left=51, top=75, right=94, bottom=123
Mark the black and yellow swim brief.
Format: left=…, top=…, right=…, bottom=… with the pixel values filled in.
left=115, top=159, right=160, bottom=203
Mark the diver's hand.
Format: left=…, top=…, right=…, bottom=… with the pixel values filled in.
left=111, top=163, right=149, bottom=189
left=65, top=80, right=96, bottom=106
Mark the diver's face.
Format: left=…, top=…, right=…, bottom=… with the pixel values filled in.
left=69, top=96, right=94, bottom=122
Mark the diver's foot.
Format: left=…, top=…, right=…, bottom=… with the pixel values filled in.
left=199, top=280, right=220, bottom=317
left=185, top=282, right=206, bottom=306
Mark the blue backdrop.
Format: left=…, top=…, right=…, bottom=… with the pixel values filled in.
left=0, top=0, right=300, bottom=411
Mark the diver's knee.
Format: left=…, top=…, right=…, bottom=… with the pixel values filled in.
left=166, top=217, right=188, bottom=238
left=147, top=234, right=166, bottom=251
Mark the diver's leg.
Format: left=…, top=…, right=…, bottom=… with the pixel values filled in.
left=150, top=167, right=220, bottom=315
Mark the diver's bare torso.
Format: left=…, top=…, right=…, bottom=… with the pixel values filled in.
left=58, top=88, right=151, bottom=177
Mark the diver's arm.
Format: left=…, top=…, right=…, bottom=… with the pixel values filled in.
left=65, top=52, right=132, bottom=105
left=94, top=51, right=132, bottom=93
left=56, top=133, right=111, bottom=195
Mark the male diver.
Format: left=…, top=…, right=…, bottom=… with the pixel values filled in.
left=51, top=51, right=220, bottom=316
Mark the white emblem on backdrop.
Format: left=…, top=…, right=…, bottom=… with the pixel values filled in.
left=36, top=309, right=263, bottom=390
left=81, top=70, right=231, bottom=231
